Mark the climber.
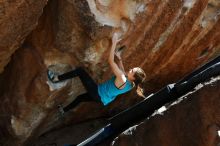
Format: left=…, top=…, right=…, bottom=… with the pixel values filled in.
left=47, top=32, right=146, bottom=115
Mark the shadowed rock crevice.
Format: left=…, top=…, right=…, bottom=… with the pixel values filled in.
left=112, top=76, right=220, bottom=146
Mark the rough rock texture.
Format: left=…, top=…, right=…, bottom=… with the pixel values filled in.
left=0, top=0, right=48, bottom=73
left=112, top=76, right=220, bottom=146
left=0, top=0, right=220, bottom=145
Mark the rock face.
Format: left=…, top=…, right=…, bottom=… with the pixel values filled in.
left=112, top=77, right=220, bottom=146
left=0, top=0, right=48, bottom=73
left=0, top=0, right=220, bottom=145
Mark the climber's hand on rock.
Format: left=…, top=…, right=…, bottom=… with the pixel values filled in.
left=112, top=32, right=120, bottom=45
left=115, top=51, right=122, bottom=60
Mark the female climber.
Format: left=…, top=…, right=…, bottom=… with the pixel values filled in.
left=47, top=32, right=146, bottom=114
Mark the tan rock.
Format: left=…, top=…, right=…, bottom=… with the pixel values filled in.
left=0, top=0, right=220, bottom=145
left=0, top=0, right=48, bottom=73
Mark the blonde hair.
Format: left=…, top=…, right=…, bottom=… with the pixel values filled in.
left=133, top=67, right=146, bottom=97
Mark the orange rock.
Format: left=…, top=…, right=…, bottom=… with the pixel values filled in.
left=0, top=0, right=220, bottom=145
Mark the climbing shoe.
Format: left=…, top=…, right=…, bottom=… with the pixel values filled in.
left=47, top=70, right=59, bottom=83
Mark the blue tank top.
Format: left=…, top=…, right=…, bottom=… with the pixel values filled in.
left=98, top=76, right=133, bottom=105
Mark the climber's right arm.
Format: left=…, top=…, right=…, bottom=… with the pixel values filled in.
left=108, top=33, right=126, bottom=84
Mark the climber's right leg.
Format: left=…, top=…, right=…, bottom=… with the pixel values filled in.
left=47, top=67, right=81, bottom=83
left=48, top=67, right=100, bottom=100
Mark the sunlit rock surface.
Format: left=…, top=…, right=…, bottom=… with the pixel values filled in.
left=0, top=0, right=220, bottom=145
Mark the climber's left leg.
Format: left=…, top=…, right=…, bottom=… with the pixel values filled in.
left=62, top=93, right=97, bottom=112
